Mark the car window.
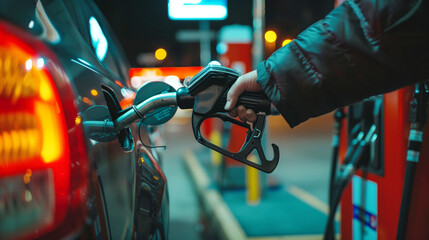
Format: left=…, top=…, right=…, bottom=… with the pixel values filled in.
left=63, top=0, right=130, bottom=84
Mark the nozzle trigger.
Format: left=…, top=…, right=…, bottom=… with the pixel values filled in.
left=237, top=114, right=279, bottom=173
left=192, top=113, right=279, bottom=173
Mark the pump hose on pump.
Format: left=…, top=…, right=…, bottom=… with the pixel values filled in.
left=396, top=81, right=428, bottom=240
left=325, top=115, right=376, bottom=240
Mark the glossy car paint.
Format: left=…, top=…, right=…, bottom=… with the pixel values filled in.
left=0, top=0, right=168, bottom=239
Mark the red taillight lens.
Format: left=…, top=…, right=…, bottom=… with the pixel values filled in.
left=0, top=47, right=67, bottom=167
left=0, top=22, right=89, bottom=239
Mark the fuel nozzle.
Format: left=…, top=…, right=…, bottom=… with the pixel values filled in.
left=85, top=64, right=281, bottom=173
left=178, top=64, right=280, bottom=173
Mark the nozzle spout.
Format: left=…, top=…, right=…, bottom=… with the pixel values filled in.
left=114, top=92, right=178, bottom=131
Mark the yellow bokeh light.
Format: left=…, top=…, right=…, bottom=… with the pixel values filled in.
left=265, top=30, right=277, bottom=43
left=23, top=169, right=32, bottom=184
left=282, top=39, right=293, bottom=47
left=75, top=115, right=82, bottom=125
left=155, top=48, right=167, bottom=61
left=91, top=89, right=98, bottom=96
left=82, top=97, right=93, bottom=105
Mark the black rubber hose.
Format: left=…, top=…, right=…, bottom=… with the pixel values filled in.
left=329, top=109, right=346, bottom=207
left=396, top=82, right=428, bottom=239
left=396, top=161, right=417, bottom=240
left=325, top=136, right=371, bottom=240
left=329, top=144, right=339, bottom=207
left=324, top=175, right=351, bottom=240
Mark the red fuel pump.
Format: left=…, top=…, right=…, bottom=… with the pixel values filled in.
left=327, top=0, right=429, bottom=237
left=336, top=84, right=429, bottom=239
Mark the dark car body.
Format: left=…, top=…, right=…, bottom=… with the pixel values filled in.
left=0, top=0, right=168, bottom=239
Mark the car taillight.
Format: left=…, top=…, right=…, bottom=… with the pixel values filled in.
left=0, top=22, right=89, bottom=239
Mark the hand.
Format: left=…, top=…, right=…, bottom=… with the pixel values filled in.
left=224, top=70, right=261, bottom=123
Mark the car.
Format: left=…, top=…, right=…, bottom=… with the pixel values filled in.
left=0, top=0, right=169, bottom=239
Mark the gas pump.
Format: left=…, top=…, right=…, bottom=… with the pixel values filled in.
left=326, top=96, right=383, bottom=240
left=329, top=81, right=429, bottom=240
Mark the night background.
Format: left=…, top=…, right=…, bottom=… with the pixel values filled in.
left=94, top=0, right=334, bottom=67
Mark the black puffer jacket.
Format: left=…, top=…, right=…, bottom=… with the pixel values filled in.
left=257, top=0, right=429, bottom=127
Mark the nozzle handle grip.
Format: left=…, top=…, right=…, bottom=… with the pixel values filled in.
left=237, top=92, right=272, bottom=114
left=214, top=91, right=272, bottom=114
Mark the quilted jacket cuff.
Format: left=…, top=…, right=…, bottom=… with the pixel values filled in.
left=256, top=61, right=295, bottom=127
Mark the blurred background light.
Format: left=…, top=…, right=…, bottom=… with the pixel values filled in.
left=282, top=38, right=293, bottom=47
left=75, top=116, right=82, bottom=125
left=168, top=0, right=227, bottom=20
left=155, top=48, right=167, bottom=61
left=36, top=58, right=45, bottom=69
left=216, top=42, right=228, bottom=55
left=265, top=30, right=277, bottom=43
left=89, top=16, right=108, bottom=61
left=25, top=59, right=32, bottom=70
left=90, top=89, right=98, bottom=96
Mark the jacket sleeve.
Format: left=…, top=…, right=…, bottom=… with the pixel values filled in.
left=257, top=0, right=429, bottom=128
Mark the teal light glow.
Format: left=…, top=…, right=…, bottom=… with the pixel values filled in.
left=216, top=42, right=227, bottom=54
left=168, top=0, right=227, bottom=20
left=89, top=17, right=108, bottom=61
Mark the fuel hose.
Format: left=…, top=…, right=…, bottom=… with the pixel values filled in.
left=329, top=108, right=345, bottom=207
left=324, top=125, right=375, bottom=240
left=396, top=81, right=428, bottom=239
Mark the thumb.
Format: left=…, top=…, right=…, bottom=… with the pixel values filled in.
left=224, top=76, right=247, bottom=111
left=224, top=70, right=259, bottom=111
